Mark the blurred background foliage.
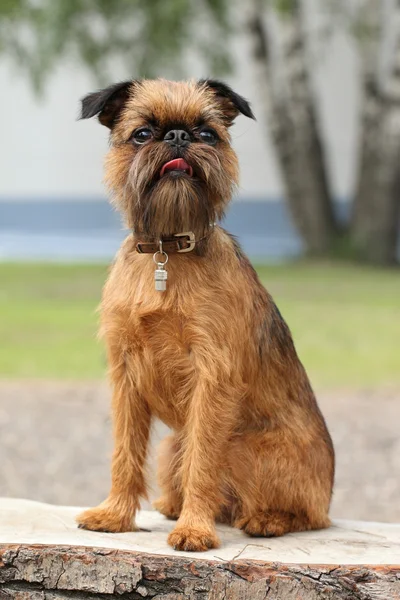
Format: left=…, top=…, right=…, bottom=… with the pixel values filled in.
left=0, top=0, right=232, bottom=90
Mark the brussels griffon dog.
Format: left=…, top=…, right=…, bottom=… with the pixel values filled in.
left=76, top=78, right=334, bottom=552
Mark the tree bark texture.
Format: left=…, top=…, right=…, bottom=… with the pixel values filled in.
left=0, top=544, right=399, bottom=599
left=246, top=0, right=338, bottom=256
left=352, top=0, right=400, bottom=264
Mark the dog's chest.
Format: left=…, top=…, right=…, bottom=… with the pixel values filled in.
left=134, top=306, right=197, bottom=426
left=105, top=252, right=223, bottom=427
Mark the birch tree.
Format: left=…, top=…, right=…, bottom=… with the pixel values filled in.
left=246, top=0, right=339, bottom=255
left=246, top=0, right=400, bottom=264
left=352, top=0, right=400, bottom=264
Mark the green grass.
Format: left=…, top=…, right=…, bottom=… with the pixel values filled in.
left=0, top=263, right=107, bottom=380
left=1, top=261, right=399, bottom=388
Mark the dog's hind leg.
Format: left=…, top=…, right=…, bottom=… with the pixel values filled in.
left=153, top=434, right=183, bottom=520
left=236, top=510, right=314, bottom=537
left=227, top=429, right=333, bottom=538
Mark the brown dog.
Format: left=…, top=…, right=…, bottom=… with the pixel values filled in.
left=76, top=78, right=334, bottom=552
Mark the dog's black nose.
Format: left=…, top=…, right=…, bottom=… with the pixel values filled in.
left=164, top=129, right=191, bottom=148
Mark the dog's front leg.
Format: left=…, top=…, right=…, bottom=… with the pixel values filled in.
left=168, top=373, right=238, bottom=552
left=76, top=353, right=151, bottom=533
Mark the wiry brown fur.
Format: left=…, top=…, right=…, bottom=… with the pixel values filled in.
left=76, top=78, right=334, bottom=552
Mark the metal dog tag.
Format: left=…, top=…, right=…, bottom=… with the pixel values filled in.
left=154, top=262, right=168, bottom=292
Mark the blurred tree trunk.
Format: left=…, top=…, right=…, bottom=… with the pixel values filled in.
left=352, top=1, right=400, bottom=264
left=246, top=0, right=339, bottom=256
left=352, top=0, right=382, bottom=235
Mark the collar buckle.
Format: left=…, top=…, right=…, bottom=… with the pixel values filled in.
left=174, top=231, right=196, bottom=253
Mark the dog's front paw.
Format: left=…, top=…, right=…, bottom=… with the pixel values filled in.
left=168, top=526, right=220, bottom=552
left=153, top=496, right=181, bottom=520
left=76, top=504, right=137, bottom=533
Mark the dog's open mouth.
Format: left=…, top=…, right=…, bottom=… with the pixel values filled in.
left=160, top=158, right=193, bottom=178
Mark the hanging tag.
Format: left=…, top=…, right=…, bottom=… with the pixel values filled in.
left=154, top=262, right=168, bottom=291
left=153, top=243, right=169, bottom=292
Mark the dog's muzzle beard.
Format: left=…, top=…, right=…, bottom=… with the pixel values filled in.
left=128, top=149, right=226, bottom=238
left=136, top=177, right=215, bottom=238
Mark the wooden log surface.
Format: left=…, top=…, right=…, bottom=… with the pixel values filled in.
left=0, top=498, right=399, bottom=599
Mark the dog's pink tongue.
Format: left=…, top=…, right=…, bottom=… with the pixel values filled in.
left=160, top=158, right=193, bottom=177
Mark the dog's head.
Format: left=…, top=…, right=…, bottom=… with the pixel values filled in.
left=81, top=78, right=255, bottom=236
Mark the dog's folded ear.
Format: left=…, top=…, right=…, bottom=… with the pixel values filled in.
left=199, top=79, right=255, bottom=124
left=80, top=81, right=138, bottom=129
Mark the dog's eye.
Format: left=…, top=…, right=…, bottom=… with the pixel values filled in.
left=199, top=129, right=218, bottom=145
left=132, top=128, right=153, bottom=144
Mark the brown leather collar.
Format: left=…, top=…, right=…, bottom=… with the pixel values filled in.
left=134, top=228, right=214, bottom=254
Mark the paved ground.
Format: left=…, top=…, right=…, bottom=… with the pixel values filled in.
left=0, top=381, right=398, bottom=523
